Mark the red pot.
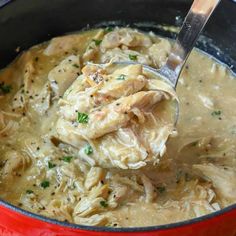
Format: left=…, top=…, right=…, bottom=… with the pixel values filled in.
left=0, top=201, right=236, bottom=236
left=0, top=0, right=236, bottom=235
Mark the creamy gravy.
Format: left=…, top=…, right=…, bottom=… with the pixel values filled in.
left=0, top=28, right=235, bottom=227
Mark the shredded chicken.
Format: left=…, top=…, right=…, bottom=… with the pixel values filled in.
left=48, top=55, right=81, bottom=97
left=193, top=164, right=236, bottom=204
left=0, top=27, right=235, bottom=228
left=56, top=63, right=177, bottom=169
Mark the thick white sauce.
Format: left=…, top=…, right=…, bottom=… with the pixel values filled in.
left=0, top=28, right=235, bottom=227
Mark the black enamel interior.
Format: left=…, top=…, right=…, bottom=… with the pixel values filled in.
left=0, top=0, right=235, bottom=232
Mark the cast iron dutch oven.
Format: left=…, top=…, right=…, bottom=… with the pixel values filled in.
left=0, top=0, right=235, bottom=235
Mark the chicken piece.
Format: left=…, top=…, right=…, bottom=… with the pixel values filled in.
left=20, top=191, right=46, bottom=214
left=74, top=214, right=108, bottom=226
left=74, top=197, right=106, bottom=217
left=82, top=30, right=104, bottom=62
left=31, top=82, right=51, bottom=115
left=111, top=175, right=144, bottom=193
left=99, top=64, right=147, bottom=98
left=101, top=48, right=152, bottom=65
left=82, top=64, right=107, bottom=86
left=101, top=28, right=152, bottom=50
left=48, top=55, right=81, bottom=97
left=0, top=112, right=19, bottom=138
left=93, top=128, right=148, bottom=169
left=141, top=174, right=157, bottom=203
left=59, top=89, right=99, bottom=122
left=60, top=164, right=80, bottom=179
left=134, top=113, right=174, bottom=161
left=56, top=118, right=87, bottom=149
left=45, top=199, right=73, bottom=222
left=88, top=183, right=109, bottom=199
left=23, top=59, right=36, bottom=93
left=63, top=74, right=89, bottom=99
left=82, top=47, right=99, bottom=63
left=1, top=150, right=31, bottom=179
left=85, top=167, right=105, bottom=190
left=12, top=89, right=27, bottom=113
left=78, top=91, right=165, bottom=140
left=193, top=164, right=236, bottom=203
left=73, top=184, right=109, bottom=217
left=59, top=64, right=147, bottom=122
left=58, top=74, right=94, bottom=121
left=12, top=52, right=38, bottom=113
left=44, top=35, right=87, bottom=56
left=107, top=183, right=128, bottom=207
left=44, top=35, right=80, bottom=56
left=56, top=63, right=177, bottom=169
left=145, top=78, right=178, bottom=100
left=148, top=39, right=171, bottom=68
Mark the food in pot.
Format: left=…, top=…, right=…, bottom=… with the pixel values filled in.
left=0, top=28, right=235, bottom=227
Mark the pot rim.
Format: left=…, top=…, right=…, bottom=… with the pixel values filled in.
left=0, top=198, right=236, bottom=232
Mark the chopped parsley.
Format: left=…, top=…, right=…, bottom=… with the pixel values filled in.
left=100, top=200, right=108, bottom=208
left=104, top=27, right=113, bottom=33
left=0, top=82, right=12, bottom=94
left=48, top=161, right=56, bottom=169
left=129, top=54, right=138, bottom=61
left=156, top=186, right=166, bottom=193
left=62, top=156, right=73, bottom=163
left=92, top=39, right=102, bottom=46
left=77, top=112, right=89, bottom=123
left=26, top=189, right=34, bottom=194
left=211, top=110, right=221, bottom=116
left=116, top=74, right=126, bottom=80
left=73, top=64, right=79, bottom=68
left=40, top=180, right=50, bottom=189
left=84, top=144, right=93, bottom=155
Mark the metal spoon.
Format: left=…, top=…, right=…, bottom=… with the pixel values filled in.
left=145, top=0, right=221, bottom=89
left=137, top=0, right=221, bottom=123
left=106, top=0, right=221, bottom=124
left=91, top=0, right=221, bottom=125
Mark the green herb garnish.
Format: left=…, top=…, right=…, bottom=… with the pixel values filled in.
left=100, top=200, right=108, bottom=208
left=40, top=180, right=50, bottom=189
left=77, top=112, right=89, bottom=123
left=84, top=144, right=93, bottom=155
left=116, top=74, right=126, bottom=80
left=62, top=156, right=73, bottom=163
left=156, top=186, right=166, bottom=193
left=73, top=64, right=79, bottom=68
left=26, top=190, right=34, bottom=194
left=104, top=27, right=113, bottom=33
left=48, top=161, right=56, bottom=169
left=92, top=39, right=102, bottom=46
left=211, top=110, right=221, bottom=116
left=129, top=54, right=138, bottom=61
left=0, top=82, right=12, bottom=94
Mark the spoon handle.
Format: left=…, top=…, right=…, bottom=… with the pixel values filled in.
left=160, top=0, right=221, bottom=88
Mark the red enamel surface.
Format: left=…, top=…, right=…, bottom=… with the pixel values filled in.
left=0, top=204, right=235, bottom=236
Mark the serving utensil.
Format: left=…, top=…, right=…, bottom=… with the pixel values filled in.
left=100, top=0, right=221, bottom=123
left=145, top=0, right=221, bottom=88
